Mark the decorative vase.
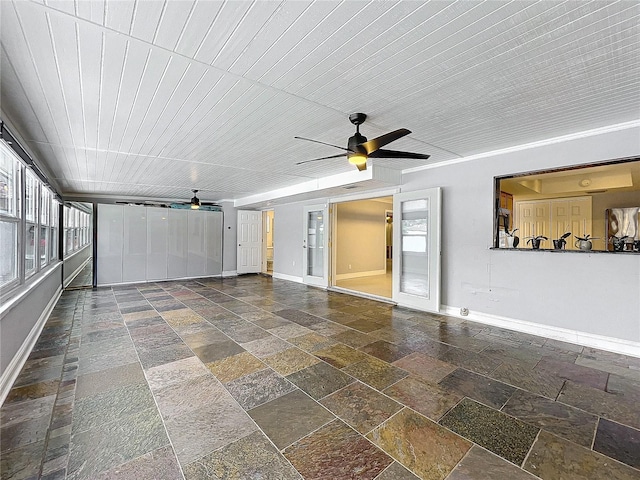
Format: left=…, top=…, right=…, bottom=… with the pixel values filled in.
left=507, top=236, right=519, bottom=248
left=531, top=238, right=542, bottom=249
left=553, top=239, right=566, bottom=249
left=576, top=239, right=592, bottom=251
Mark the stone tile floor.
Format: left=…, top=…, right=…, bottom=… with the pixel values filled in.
left=2, top=275, right=640, bottom=479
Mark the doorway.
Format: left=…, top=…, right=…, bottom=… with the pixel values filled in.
left=262, top=210, right=274, bottom=275
left=332, top=196, right=393, bottom=299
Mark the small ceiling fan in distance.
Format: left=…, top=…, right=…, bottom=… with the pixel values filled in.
left=295, top=113, right=430, bottom=171
left=115, top=190, right=221, bottom=210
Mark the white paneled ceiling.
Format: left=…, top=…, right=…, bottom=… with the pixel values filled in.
left=1, top=0, right=639, bottom=205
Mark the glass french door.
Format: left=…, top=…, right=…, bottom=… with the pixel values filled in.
left=302, top=205, right=328, bottom=287
left=392, top=188, right=441, bottom=311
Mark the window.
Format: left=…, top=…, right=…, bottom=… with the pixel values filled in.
left=50, top=198, right=59, bottom=262
left=495, top=157, right=640, bottom=252
left=40, top=187, right=50, bottom=267
left=0, top=143, right=20, bottom=287
left=24, top=170, right=37, bottom=276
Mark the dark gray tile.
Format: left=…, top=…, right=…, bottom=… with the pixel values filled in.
left=593, top=418, right=640, bottom=469
left=287, top=362, right=355, bottom=400
left=249, top=390, right=335, bottom=449
left=524, top=430, right=640, bottom=479
left=439, top=368, right=516, bottom=409
left=447, top=446, right=539, bottom=480
left=192, top=340, right=245, bottom=363
left=440, top=398, right=539, bottom=465
left=502, top=389, right=598, bottom=447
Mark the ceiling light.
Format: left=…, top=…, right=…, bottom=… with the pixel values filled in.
left=190, top=190, right=201, bottom=209
left=348, top=153, right=367, bottom=167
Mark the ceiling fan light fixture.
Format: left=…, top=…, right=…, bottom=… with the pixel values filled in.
left=190, top=190, right=200, bottom=209
left=348, top=153, right=367, bottom=167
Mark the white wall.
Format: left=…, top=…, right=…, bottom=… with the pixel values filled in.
left=400, top=126, right=640, bottom=345
left=336, top=200, right=387, bottom=276
left=221, top=201, right=238, bottom=275
left=269, top=126, right=640, bottom=351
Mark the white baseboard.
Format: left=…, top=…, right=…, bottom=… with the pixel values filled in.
left=272, top=272, right=303, bottom=284
left=442, top=305, right=640, bottom=358
left=222, top=270, right=237, bottom=277
left=335, top=269, right=387, bottom=281
left=0, top=286, right=63, bottom=406
left=64, top=256, right=91, bottom=288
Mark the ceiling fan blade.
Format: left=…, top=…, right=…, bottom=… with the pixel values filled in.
left=360, top=128, right=411, bottom=154
left=295, top=153, right=346, bottom=165
left=369, top=149, right=430, bottom=160
left=295, top=136, right=352, bottom=152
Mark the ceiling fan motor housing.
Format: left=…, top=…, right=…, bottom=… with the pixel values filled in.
left=348, top=133, right=368, bottom=152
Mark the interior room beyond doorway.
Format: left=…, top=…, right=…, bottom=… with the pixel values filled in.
left=333, top=196, right=392, bottom=298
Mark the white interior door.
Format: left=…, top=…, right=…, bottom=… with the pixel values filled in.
left=303, top=205, right=328, bottom=287
left=392, top=188, right=441, bottom=312
left=237, top=210, right=262, bottom=274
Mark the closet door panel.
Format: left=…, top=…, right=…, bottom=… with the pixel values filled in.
left=188, top=210, right=206, bottom=277
left=168, top=209, right=188, bottom=279
left=205, top=211, right=223, bottom=276
left=97, top=204, right=123, bottom=285
left=147, top=208, right=168, bottom=280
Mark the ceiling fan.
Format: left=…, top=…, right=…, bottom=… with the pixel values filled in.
left=115, top=190, right=221, bottom=210
left=295, top=113, right=430, bottom=171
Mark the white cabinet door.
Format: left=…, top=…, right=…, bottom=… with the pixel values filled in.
left=168, top=209, right=188, bottom=279
left=146, top=208, right=168, bottom=280
left=97, top=204, right=123, bottom=285
left=205, top=211, right=223, bottom=276
left=392, top=188, right=441, bottom=312
left=237, top=210, right=262, bottom=274
left=188, top=210, right=207, bottom=277
left=123, top=206, right=147, bottom=282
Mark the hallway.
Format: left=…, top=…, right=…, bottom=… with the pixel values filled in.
left=2, top=275, right=639, bottom=479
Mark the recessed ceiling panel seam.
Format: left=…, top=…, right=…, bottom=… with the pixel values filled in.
left=151, top=0, right=169, bottom=45
left=171, top=1, right=199, bottom=52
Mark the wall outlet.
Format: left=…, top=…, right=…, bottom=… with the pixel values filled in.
left=292, top=260, right=295, bottom=266
left=348, top=264, right=352, bottom=270
left=460, top=307, right=469, bottom=316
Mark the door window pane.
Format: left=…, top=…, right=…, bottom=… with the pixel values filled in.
left=307, top=210, right=324, bottom=277
left=400, top=199, right=429, bottom=297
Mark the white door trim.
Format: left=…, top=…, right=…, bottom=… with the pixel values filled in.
left=302, top=204, right=328, bottom=287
